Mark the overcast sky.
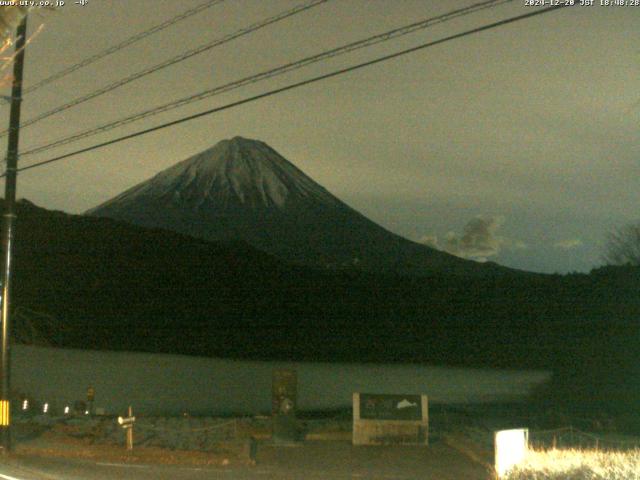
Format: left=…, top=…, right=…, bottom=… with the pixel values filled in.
left=0, top=0, right=637, bottom=273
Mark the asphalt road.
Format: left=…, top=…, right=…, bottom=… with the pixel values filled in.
left=1, top=442, right=489, bottom=480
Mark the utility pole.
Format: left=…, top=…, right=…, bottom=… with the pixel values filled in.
left=0, top=15, right=27, bottom=454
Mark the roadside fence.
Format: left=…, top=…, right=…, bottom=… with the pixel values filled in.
left=128, top=417, right=244, bottom=450
left=529, top=426, right=640, bottom=451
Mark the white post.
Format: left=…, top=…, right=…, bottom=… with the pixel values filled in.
left=494, top=428, right=528, bottom=478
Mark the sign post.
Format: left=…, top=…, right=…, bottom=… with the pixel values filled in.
left=86, top=386, right=95, bottom=416
left=272, top=369, right=298, bottom=444
left=117, top=406, right=136, bottom=451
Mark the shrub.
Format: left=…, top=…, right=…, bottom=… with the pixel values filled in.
left=504, top=448, right=640, bottom=480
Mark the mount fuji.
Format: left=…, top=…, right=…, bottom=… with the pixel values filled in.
left=87, top=137, right=505, bottom=276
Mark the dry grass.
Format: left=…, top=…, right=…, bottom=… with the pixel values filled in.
left=504, top=448, right=640, bottom=480
left=15, top=430, right=243, bottom=467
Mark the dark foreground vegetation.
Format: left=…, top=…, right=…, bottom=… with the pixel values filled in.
left=6, top=200, right=640, bottom=426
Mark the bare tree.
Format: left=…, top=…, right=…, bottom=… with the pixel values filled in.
left=0, top=7, right=29, bottom=43
left=603, top=223, right=640, bottom=266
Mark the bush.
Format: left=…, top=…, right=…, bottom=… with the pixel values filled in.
left=504, top=448, right=640, bottom=480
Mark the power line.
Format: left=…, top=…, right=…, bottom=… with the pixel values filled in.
left=0, top=0, right=329, bottom=137
left=20, top=0, right=511, bottom=158
left=7, top=3, right=570, bottom=177
left=2, top=0, right=226, bottom=103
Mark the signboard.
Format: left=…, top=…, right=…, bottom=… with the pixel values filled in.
left=359, top=394, right=422, bottom=421
left=117, top=414, right=136, bottom=428
left=272, top=369, right=298, bottom=444
left=272, top=369, right=297, bottom=415
left=353, top=393, right=428, bottom=446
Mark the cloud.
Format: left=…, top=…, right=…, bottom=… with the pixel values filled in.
left=421, top=216, right=512, bottom=262
left=553, top=238, right=583, bottom=250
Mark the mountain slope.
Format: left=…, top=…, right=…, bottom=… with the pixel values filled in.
left=87, top=136, right=507, bottom=276
left=9, top=199, right=639, bottom=363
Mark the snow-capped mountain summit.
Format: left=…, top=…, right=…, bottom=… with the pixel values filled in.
left=97, top=137, right=340, bottom=211
left=87, top=137, right=503, bottom=275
